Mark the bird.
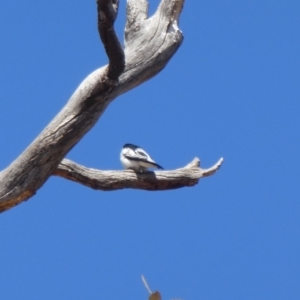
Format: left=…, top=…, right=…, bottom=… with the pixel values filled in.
left=120, top=143, right=164, bottom=172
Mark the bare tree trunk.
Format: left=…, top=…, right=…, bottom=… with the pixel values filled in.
left=0, top=0, right=223, bottom=213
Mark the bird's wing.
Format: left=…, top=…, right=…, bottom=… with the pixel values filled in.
left=124, top=148, right=164, bottom=169
left=135, top=148, right=156, bottom=163
left=124, top=148, right=154, bottom=163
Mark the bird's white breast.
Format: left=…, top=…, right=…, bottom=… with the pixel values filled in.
left=120, top=149, right=140, bottom=171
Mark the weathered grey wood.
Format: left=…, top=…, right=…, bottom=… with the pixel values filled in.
left=0, top=0, right=222, bottom=213
left=53, top=158, right=223, bottom=191
left=125, top=0, right=148, bottom=45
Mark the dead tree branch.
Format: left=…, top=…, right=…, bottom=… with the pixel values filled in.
left=53, top=158, right=223, bottom=191
left=97, top=0, right=125, bottom=80
left=0, top=0, right=222, bottom=213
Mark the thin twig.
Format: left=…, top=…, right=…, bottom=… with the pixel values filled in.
left=141, top=275, right=152, bottom=294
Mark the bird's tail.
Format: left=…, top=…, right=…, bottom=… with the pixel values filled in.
left=154, top=163, right=164, bottom=169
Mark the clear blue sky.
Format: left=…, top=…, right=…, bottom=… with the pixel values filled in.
left=1, top=1, right=299, bottom=299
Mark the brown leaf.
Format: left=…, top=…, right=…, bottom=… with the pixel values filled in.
left=149, top=291, right=162, bottom=300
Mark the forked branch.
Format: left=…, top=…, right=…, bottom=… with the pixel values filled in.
left=0, top=0, right=222, bottom=213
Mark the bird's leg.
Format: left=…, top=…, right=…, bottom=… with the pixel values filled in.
left=139, top=167, right=146, bottom=174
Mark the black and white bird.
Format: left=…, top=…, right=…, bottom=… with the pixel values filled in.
left=120, top=143, right=164, bottom=172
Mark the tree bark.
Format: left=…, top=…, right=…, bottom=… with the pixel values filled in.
left=53, top=157, right=223, bottom=191
left=0, top=0, right=223, bottom=213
